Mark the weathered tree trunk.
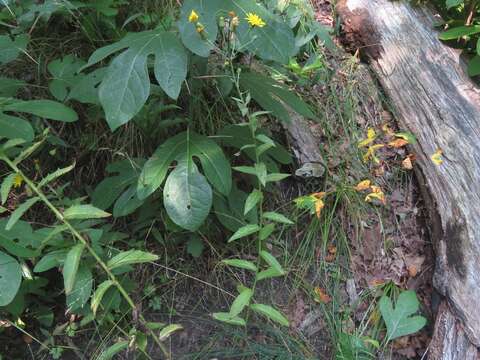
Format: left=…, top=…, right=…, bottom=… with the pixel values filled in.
left=337, top=0, right=480, bottom=357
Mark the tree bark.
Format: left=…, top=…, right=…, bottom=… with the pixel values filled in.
left=337, top=0, right=480, bottom=356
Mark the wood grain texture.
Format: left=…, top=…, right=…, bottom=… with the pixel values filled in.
left=337, top=0, right=480, bottom=351
left=429, top=302, right=479, bottom=360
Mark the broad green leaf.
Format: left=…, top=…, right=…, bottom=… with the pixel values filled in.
left=91, top=280, right=115, bottom=315
left=0, top=34, right=29, bottom=65
left=6, top=197, right=40, bottom=231
left=63, top=243, right=85, bottom=294
left=4, top=99, right=78, bottom=122
left=219, top=125, right=292, bottom=167
left=163, top=162, right=212, bottom=231
left=33, top=250, right=68, bottom=273
left=262, top=211, right=293, bottom=225
left=99, top=49, right=150, bottom=131
left=468, top=55, right=480, bottom=77
left=0, top=236, right=39, bottom=258
left=0, top=77, right=26, bottom=97
left=250, top=303, right=289, bottom=326
left=379, top=290, right=427, bottom=341
left=229, top=287, right=253, bottom=317
left=63, top=205, right=111, bottom=220
left=47, top=55, right=86, bottom=101
left=186, top=234, right=204, bottom=257
left=86, top=29, right=188, bottom=129
left=212, top=312, right=246, bottom=326
left=260, top=250, right=285, bottom=274
left=66, top=264, right=92, bottom=312
left=106, top=249, right=159, bottom=270
left=177, top=0, right=224, bottom=57
left=228, top=224, right=261, bottom=242
left=439, top=25, right=480, bottom=40
left=240, top=71, right=314, bottom=122
left=236, top=16, right=295, bottom=64
left=446, top=0, right=463, bottom=8
left=1, top=173, right=16, bottom=205
left=97, top=341, right=129, bottom=360
left=0, top=250, right=22, bottom=306
left=112, top=186, right=144, bottom=218
left=138, top=130, right=231, bottom=200
left=222, top=259, right=258, bottom=272
left=159, top=324, right=184, bottom=341
left=0, top=113, right=34, bottom=141
left=213, top=187, right=258, bottom=232
left=153, top=33, right=188, bottom=99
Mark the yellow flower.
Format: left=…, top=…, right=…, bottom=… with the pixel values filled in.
left=355, top=180, right=371, bottom=191
left=358, top=128, right=376, bottom=148
left=245, top=12, right=266, bottom=27
left=188, top=10, right=199, bottom=23
left=13, top=174, right=23, bottom=188
left=431, top=149, right=443, bottom=165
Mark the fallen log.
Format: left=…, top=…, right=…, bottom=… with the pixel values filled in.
left=337, top=0, right=480, bottom=356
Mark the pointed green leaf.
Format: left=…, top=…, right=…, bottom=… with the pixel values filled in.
left=63, top=243, right=85, bottom=294
left=159, top=324, right=184, bottom=341
left=6, top=197, right=40, bottom=231
left=256, top=267, right=284, bottom=281
left=212, top=312, right=246, bottom=326
left=222, top=259, right=258, bottom=272
left=91, top=280, right=115, bottom=315
left=66, top=264, right=93, bottom=312
left=262, top=211, right=294, bottom=225
left=260, top=250, right=285, bottom=274
left=228, top=224, right=261, bottom=243
left=97, top=341, right=129, bottom=360
left=229, top=287, right=253, bottom=317
left=107, top=250, right=159, bottom=270
left=4, top=100, right=78, bottom=122
left=244, top=190, right=262, bottom=215
left=38, top=163, right=75, bottom=189
left=250, top=303, right=289, bottom=326
left=63, top=204, right=111, bottom=220
left=1, top=173, right=16, bottom=205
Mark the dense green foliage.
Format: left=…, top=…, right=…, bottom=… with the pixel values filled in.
left=435, top=0, right=480, bottom=75
left=0, top=0, right=426, bottom=358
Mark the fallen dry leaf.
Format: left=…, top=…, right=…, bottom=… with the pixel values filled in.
left=388, top=138, right=409, bottom=148
left=314, top=287, right=332, bottom=303
left=355, top=180, right=371, bottom=191
left=402, top=155, right=415, bottom=170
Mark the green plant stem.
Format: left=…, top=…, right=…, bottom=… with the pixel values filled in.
left=1, top=156, right=171, bottom=360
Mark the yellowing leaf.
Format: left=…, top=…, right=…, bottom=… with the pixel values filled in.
left=363, top=144, right=384, bottom=163
left=315, top=198, right=324, bottom=218
left=382, top=123, right=395, bottom=137
left=365, top=186, right=386, bottom=204
left=355, top=180, right=371, bottom=191
left=358, top=128, right=376, bottom=148
left=431, top=149, right=443, bottom=165
left=388, top=138, right=409, bottom=148
left=314, top=287, right=331, bottom=303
